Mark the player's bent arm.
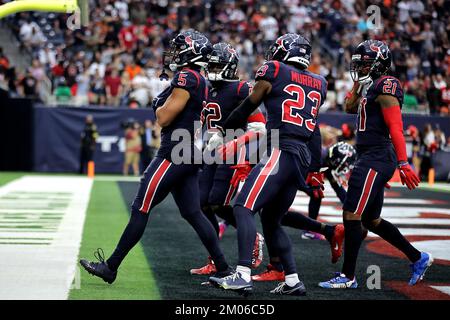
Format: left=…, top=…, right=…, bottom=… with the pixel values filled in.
left=221, top=80, right=271, bottom=132
left=246, top=107, right=267, bottom=136
left=344, top=82, right=361, bottom=114
left=155, top=88, right=190, bottom=127
left=308, top=126, right=322, bottom=172
left=377, top=94, right=407, bottom=162
left=378, top=94, right=420, bottom=189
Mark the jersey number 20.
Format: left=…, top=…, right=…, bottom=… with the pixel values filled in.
left=282, top=84, right=321, bottom=132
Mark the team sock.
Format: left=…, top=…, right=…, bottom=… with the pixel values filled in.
left=285, top=273, right=300, bottom=287
left=107, top=208, right=149, bottom=271
left=236, top=265, right=251, bottom=282
left=369, top=219, right=421, bottom=263
left=308, top=197, right=321, bottom=220
left=215, top=205, right=237, bottom=228
left=202, top=206, right=220, bottom=236
left=342, top=219, right=364, bottom=279
left=270, top=259, right=284, bottom=272
left=234, top=206, right=257, bottom=268
left=182, top=208, right=229, bottom=272
left=281, top=211, right=334, bottom=240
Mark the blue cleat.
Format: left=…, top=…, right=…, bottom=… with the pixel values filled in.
left=409, top=252, right=433, bottom=286
left=318, top=272, right=358, bottom=289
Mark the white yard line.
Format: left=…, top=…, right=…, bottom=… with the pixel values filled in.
left=0, top=176, right=92, bottom=300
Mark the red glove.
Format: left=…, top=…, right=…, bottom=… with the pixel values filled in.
left=398, top=162, right=420, bottom=190
left=230, top=162, right=252, bottom=189
left=306, top=172, right=325, bottom=199
left=385, top=182, right=391, bottom=189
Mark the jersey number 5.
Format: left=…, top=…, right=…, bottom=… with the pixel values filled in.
left=282, top=84, right=321, bottom=132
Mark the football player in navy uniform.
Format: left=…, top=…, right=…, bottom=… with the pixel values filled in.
left=319, top=40, right=432, bottom=289
left=79, top=30, right=233, bottom=283
left=301, top=141, right=355, bottom=240
left=208, top=33, right=328, bottom=296
left=190, top=42, right=267, bottom=275
left=252, top=141, right=354, bottom=282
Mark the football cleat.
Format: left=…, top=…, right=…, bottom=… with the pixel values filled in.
left=270, top=281, right=307, bottom=296
left=209, top=271, right=253, bottom=296
left=409, top=252, right=433, bottom=286
left=218, top=221, right=228, bottom=240
left=301, top=231, right=325, bottom=240
left=330, top=224, right=345, bottom=264
left=210, top=266, right=235, bottom=279
left=79, top=248, right=117, bottom=284
left=318, top=272, right=358, bottom=289
left=252, top=264, right=285, bottom=282
left=252, top=232, right=264, bottom=268
left=190, top=257, right=217, bottom=275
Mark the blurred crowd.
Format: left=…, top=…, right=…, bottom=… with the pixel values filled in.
left=0, top=0, right=449, bottom=114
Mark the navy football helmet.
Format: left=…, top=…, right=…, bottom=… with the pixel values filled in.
left=325, top=142, right=357, bottom=176
left=265, top=33, right=312, bottom=70
left=162, top=30, right=212, bottom=72
left=350, top=40, right=392, bottom=83
left=207, top=42, right=239, bottom=82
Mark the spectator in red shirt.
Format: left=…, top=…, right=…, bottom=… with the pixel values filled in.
left=105, top=68, right=123, bottom=107
left=118, top=24, right=138, bottom=51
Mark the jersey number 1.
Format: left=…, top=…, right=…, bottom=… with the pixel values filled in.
left=282, top=84, right=321, bottom=132
left=358, top=98, right=367, bottom=131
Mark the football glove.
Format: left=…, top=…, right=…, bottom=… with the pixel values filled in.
left=306, top=172, right=325, bottom=199
left=398, top=162, right=420, bottom=190
left=230, top=162, right=252, bottom=189
left=206, top=131, right=224, bottom=151
left=246, top=121, right=266, bottom=135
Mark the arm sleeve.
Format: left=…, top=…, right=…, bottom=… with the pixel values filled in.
left=307, top=125, right=322, bottom=172
left=377, top=77, right=407, bottom=162
left=381, top=105, right=407, bottom=162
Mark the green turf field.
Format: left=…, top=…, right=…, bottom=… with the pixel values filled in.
left=1, top=174, right=449, bottom=300
left=0, top=172, right=24, bottom=185
left=69, top=180, right=160, bottom=300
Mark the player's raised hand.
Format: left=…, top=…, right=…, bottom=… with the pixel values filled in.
left=206, top=131, right=224, bottom=151
left=306, top=172, right=325, bottom=199
left=398, top=162, right=420, bottom=190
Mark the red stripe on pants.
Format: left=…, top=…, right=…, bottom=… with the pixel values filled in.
left=139, top=160, right=171, bottom=213
left=354, top=169, right=377, bottom=216
left=244, top=149, right=281, bottom=210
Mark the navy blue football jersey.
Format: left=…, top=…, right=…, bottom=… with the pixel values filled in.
left=255, top=60, right=327, bottom=153
left=151, top=68, right=207, bottom=159
left=202, top=80, right=252, bottom=133
left=356, top=76, right=404, bottom=147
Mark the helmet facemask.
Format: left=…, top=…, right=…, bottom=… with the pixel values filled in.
left=162, top=36, right=209, bottom=72
left=207, top=61, right=226, bottom=81
left=162, top=40, right=185, bottom=72
left=350, top=54, right=375, bottom=83
left=207, top=46, right=238, bottom=82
